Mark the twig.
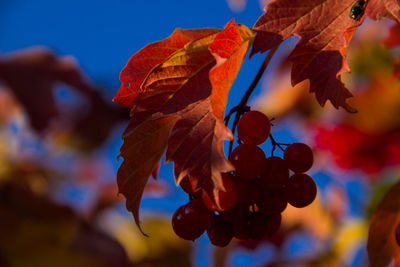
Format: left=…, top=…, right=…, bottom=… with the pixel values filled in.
left=225, top=42, right=282, bottom=157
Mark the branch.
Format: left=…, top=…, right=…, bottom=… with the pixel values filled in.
left=225, top=42, right=282, bottom=156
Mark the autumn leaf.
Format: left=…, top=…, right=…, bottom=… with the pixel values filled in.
left=117, top=116, right=178, bottom=234
left=251, top=0, right=400, bottom=112
left=113, top=28, right=221, bottom=108
left=115, top=20, right=254, bottom=231
left=367, top=0, right=400, bottom=22
left=367, top=182, right=400, bottom=267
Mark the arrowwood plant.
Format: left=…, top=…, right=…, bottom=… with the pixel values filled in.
left=112, top=0, right=400, bottom=265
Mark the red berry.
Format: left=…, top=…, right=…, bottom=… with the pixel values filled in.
left=237, top=111, right=271, bottom=145
left=172, top=199, right=213, bottom=240
left=257, top=190, right=288, bottom=215
left=219, top=203, right=248, bottom=224
left=201, top=174, right=237, bottom=212
left=239, top=180, right=261, bottom=206
left=260, top=156, right=289, bottom=192
left=265, top=213, right=281, bottom=237
left=179, top=175, right=199, bottom=195
left=396, top=223, right=400, bottom=246
left=230, top=144, right=266, bottom=180
left=233, top=212, right=280, bottom=241
left=286, top=173, right=317, bottom=208
left=233, top=219, right=249, bottom=240
left=284, top=143, right=314, bottom=173
left=247, top=212, right=269, bottom=240
left=207, top=216, right=233, bottom=247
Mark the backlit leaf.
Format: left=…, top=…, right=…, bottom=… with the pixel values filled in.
left=114, top=28, right=220, bottom=108
left=115, top=20, right=254, bottom=229
left=251, top=0, right=400, bottom=112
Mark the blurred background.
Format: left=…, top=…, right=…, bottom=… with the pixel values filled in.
left=0, top=0, right=399, bottom=266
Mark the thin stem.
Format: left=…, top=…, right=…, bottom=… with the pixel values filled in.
left=238, top=43, right=281, bottom=108
left=225, top=42, right=282, bottom=157
left=269, top=133, right=285, bottom=154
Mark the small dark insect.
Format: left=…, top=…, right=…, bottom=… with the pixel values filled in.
left=350, top=0, right=368, bottom=21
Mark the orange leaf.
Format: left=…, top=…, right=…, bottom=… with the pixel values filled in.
left=252, top=0, right=400, bottom=112
left=367, top=182, right=400, bottom=267
left=368, top=0, right=400, bottom=22
left=116, top=20, right=254, bottom=229
left=117, top=116, right=178, bottom=234
left=114, top=28, right=220, bottom=108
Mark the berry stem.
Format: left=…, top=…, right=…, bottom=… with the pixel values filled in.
left=225, top=42, right=282, bottom=156
left=269, top=133, right=285, bottom=156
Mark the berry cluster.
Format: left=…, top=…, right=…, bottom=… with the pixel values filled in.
left=172, top=110, right=317, bottom=247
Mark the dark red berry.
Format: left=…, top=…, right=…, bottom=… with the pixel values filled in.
left=233, top=219, right=250, bottom=240
left=179, top=175, right=199, bottom=195
left=207, top=216, right=233, bottom=247
left=395, top=223, right=400, bottom=246
left=265, top=213, right=281, bottom=237
left=257, top=190, right=288, bottom=215
left=219, top=203, right=248, bottom=224
left=247, top=212, right=269, bottom=240
left=237, top=110, right=271, bottom=145
left=230, top=144, right=266, bottom=180
left=260, top=156, right=289, bottom=192
left=286, top=173, right=317, bottom=208
left=234, top=178, right=261, bottom=206
left=201, top=173, right=237, bottom=212
left=284, top=143, right=314, bottom=173
left=242, top=180, right=262, bottom=205
left=172, top=199, right=213, bottom=240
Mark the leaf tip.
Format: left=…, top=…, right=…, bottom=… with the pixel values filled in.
left=344, top=105, right=358, bottom=113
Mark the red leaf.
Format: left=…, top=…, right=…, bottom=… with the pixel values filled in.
left=251, top=0, right=400, bottom=112
left=367, top=0, right=400, bottom=21
left=113, top=28, right=221, bottom=108
left=116, top=20, right=254, bottom=230
left=368, top=182, right=400, bottom=267
left=151, top=161, right=161, bottom=180
left=117, top=116, right=178, bottom=234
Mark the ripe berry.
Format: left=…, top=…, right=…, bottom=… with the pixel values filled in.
left=236, top=179, right=261, bottom=206
left=207, top=216, right=233, bottom=247
left=237, top=110, right=271, bottom=145
left=284, top=143, right=314, bottom=173
left=179, top=175, right=199, bottom=195
left=247, top=212, right=269, bottom=240
left=233, top=219, right=249, bottom=240
left=396, top=223, right=400, bottom=246
left=172, top=199, right=213, bottom=240
left=219, top=203, right=248, bottom=224
left=265, top=213, right=281, bottom=237
left=201, top=173, right=237, bottom=212
left=286, top=173, right=317, bottom=208
left=257, top=189, right=288, bottom=215
left=230, top=144, right=266, bottom=180
left=260, top=156, right=289, bottom=192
